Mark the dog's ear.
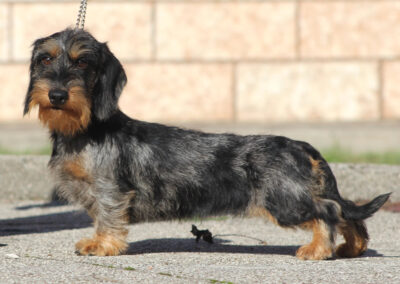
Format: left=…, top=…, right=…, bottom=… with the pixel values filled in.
left=23, top=75, right=34, bottom=116
left=23, top=38, right=44, bottom=116
left=92, top=43, right=127, bottom=121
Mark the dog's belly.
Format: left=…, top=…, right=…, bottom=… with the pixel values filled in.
left=129, top=181, right=253, bottom=222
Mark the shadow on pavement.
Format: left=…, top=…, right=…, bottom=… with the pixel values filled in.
left=127, top=238, right=386, bottom=258
left=15, top=188, right=69, bottom=211
left=0, top=210, right=91, bottom=236
left=362, top=249, right=385, bottom=257
left=127, top=238, right=299, bottom=256
left=15, top=202, right=67, bottom=211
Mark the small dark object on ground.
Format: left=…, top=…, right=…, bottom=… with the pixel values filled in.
left=191, top=225, right=213, bottom=243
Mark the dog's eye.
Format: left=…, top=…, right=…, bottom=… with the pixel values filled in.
left=76, top=59, right=88, bottom=69
left=41, top=56, right=53, bottom=66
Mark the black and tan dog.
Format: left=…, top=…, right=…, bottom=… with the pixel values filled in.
left=24, top=28, right=390, bottom=259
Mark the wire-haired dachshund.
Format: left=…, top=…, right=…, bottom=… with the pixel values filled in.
left=24, top=28, right=390, bottom=259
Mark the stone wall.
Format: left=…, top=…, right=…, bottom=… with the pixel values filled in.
left=1, top=0, right=400, bottom=124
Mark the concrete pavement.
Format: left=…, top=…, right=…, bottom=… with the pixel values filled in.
left=0, top=159, right=399, bottom=283
left=0, top=201, right=399, bottom=283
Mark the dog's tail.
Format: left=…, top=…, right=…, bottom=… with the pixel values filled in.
left=340, top=193, right=391, bottom=221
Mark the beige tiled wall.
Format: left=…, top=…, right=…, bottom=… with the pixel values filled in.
left=0, top=5, right=8, bottom=62
left=300, top=2, right=400, bottom=58
left=383, top=62, right=400, bottom=119
left=0, top=64, right=29, bottom=121
left=237, top=62, right=379, bottom=122
left=156, top=3, right=296, bottom=60
left=121, top=64, right=233, bottom=122
left=1, top=0, right=399, bottom=123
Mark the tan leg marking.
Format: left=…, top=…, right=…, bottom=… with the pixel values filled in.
left=296, top=219, right=333, bottom=260
left=336, top=221, right=368, bottom=258
left=75, top=191, right=135, bottom=256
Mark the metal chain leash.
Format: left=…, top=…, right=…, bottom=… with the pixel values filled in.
left=75, top=0, right=88, bottom=29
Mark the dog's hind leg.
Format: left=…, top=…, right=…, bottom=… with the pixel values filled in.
left=335, top=220, right=368, bottom=258
left=296, top=219, right=336, bottom=260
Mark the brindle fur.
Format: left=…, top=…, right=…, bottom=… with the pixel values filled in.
left=24, top=28, right=390, bottom=259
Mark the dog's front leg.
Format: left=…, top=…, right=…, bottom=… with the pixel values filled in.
left=75, top=180, right=133, bottom=256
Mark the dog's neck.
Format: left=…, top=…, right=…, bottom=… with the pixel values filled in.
left=50, top=110, right=132, bottom=156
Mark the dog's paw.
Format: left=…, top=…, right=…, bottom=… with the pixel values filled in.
left=335, top=243, right=354, bottom=258
left=335, top=242, right=366, bottom=258
left=296, top=244, right=332, bottom=260
left=75, top=233, right=127, bottom=256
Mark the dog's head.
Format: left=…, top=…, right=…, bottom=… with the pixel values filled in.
left=24, top=28, right=127, bottom=136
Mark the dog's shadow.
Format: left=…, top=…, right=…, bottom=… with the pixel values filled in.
left=127, top=238, right=297, bottom=256
left=126, top=238, right=383, bottom=258
left=0, top=210, right=91, bottom=236
left=0, top=198, right=90, bottom=237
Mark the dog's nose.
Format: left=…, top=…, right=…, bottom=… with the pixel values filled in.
left=49, top=90, right=68, bottom=106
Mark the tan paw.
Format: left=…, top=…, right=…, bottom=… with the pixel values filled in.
left=296, top=243, right=332, bottom=260
left=75, top=233, right=128, bottom=256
